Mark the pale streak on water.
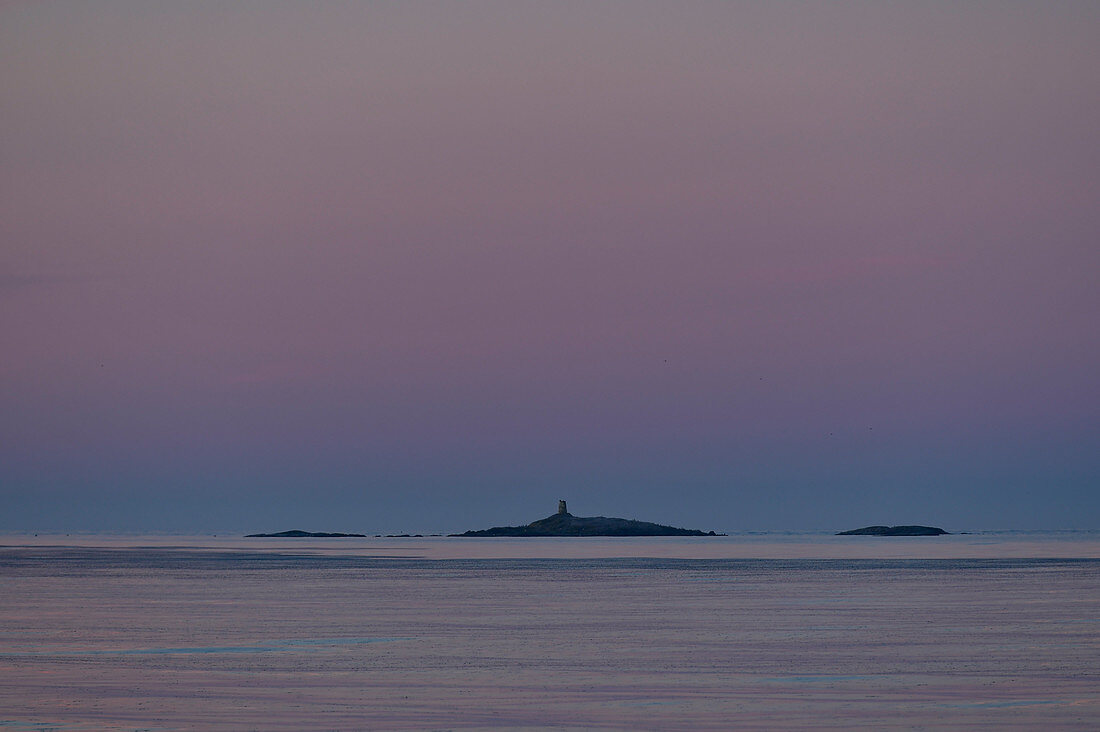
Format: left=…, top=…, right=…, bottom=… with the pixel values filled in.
left=1, top=533, right=1098, bottom=730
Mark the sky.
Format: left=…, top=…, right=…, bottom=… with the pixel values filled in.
left=2, top=1, right=1098, bottom=533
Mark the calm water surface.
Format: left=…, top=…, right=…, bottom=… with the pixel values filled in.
left=1, top=533, right=1097, bottom=730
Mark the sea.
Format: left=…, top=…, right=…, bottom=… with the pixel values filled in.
left=1, top=531, right=1097, bottom=730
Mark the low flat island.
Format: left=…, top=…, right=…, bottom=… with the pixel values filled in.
left=837, top=525, right=949, bottom=536
left=452, top=500, right=723, bottom=537
left=245, top=530, right=366, bottom=538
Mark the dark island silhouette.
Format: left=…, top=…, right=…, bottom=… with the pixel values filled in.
left=451, top=500, right=723, bottom=537
left=245, top=530, right=367, bottom=538
left=837, top=525, right=948, bottom=536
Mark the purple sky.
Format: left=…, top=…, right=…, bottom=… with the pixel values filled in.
left=2, top=1, right=1098, bottom=532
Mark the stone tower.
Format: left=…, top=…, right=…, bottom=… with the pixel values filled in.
left=558, top=500, right=568, bottom=515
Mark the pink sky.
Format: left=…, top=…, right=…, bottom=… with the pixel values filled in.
left=2, top=1, right=1098, bottom=532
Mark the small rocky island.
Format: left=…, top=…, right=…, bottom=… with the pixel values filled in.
left=837, top=525, right=948, bottom=536
left=452, top=501, right=723, bottom=537
left=245, top=530, right=367, bottom=538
